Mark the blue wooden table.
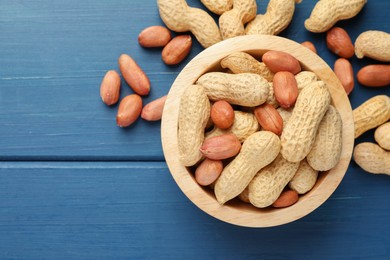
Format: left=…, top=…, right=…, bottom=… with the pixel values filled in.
left=0, top=0, right=389, bottom=259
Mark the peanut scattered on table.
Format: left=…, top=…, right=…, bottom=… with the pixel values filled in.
left=305, top=0, right=367, bottom=33
left=353, top=95, right=390, bottom=138
left=357, top=65, right=390, bottom=87
left=374, top=122, right=390, bottom=151
left=326, top=27, right=355, bottom=59
left=157, top=0, right=222, bottom=48
left=354, top=142, right=390, bottom=175
left=355, top=30, right=390, bottom=62
left=245, top=0, right=301, bottom=36
left=100, top=70, right=121, bottom=106
left=219, top=0, right=257, bottom=39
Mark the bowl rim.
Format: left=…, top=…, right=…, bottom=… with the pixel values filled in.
left=161, top=35, right=355, bottom=228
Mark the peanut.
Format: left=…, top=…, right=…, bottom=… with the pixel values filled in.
left=272, top=189, right=299, bottom=208
left=281, top=81, right=331, bottom=162
left=116, top=94, right=143, bottom=127
left=196, top=72, right=269, bottom=107
left=305, top=0, right=367, bottom=33
left=375, top=122, right=390, bottom=151
left=118, top=54, right=150, bottom=96
left=353, top=95, right=390, bottom=138
left=272, top=71, right=299, bottom=108
left=301, top=41, right=317, bottom=53
left=200, top=0, right=233, bottom=15
left=238, top=187, right=250, bottom=203
left=326, top=27, right=354, bottom=58
left=220, top=52, right=274, bottom=81
left=210, top=100, right=235, bottom=129
left=353, top=142, right=390, bottom=175
left=266, top=82, right=279, bottom=108
left=262, top=51, right=301, bottom=74
left=100, top=70, right=121, bottom=106
left=277, top=107, right=293, bottom=126
left=214, top=131, right=281, bottom=204
left=248, top=154, right=300, bottom=208
left=334, top=58, right=354, bottom=95
left=141, top=95, right=167, bottom=121
left=245, top=0, right=301, bottom=36
left=157, top=0, right=222, bottom=48
left=219, top=0, right=257, bottom=39
left=355, top=30, right=390, bottom=62
left=205, top=111, right=259, bottom=142
left=357, top=65, right=390, bottom=87
left=138, top=26, right=172, bottom=47
left=295, top=71, right=318, bottom=92
left=307, top=105, right=343, bottom=171
left=254, top=103, right=283, bottom=136
left=162, top=35, right=192, bottom=65
left=195, top=159, right=223, bottom=186
left=200, top=133, right=241, bottom=160
left=289, top=159, right=319, bottom=194
left=178, top=85, right=210, bottom=166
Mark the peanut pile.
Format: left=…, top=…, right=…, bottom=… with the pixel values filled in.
left=99, top=0, right=390, bottom=208
left=178, top=51, right=342, bottom=208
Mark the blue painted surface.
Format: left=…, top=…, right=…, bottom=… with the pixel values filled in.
left=0, top=0, right=389, bottom=259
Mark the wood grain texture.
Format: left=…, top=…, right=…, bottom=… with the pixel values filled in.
left=0, top=0, right=389, bottom=258
left=0, top=162, right=389, bottom=259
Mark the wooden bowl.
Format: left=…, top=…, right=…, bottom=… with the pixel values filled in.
left=161, top=35, right=354, bottom=227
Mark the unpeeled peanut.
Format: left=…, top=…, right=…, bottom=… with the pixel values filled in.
left=210, top=100, right=235, bottom=129
left=200, top=0, right=233, bottom=15
left=355, top=30, right=390, bottom=62
left=245, top=0, right=301, bottom=36
left=138, top=26, right=172, bottom=47
left=116, top=94, right=143, bottom=127
left=307, top=105, right=343, bottom=171
left=334, top=58, right=354, bottom=95
left=295, top=71, right=318, bottom=92
left=281, top=81, right=331, bottom=162
left=248, top=154, right=300, bottom=208
left=326, top=27, right=354, bottom=58
left=219, top=0, right=257, bottom=39
left=200, top=133, right=241, bottom=160
left=220, top=52, right=274, bottom=81
left=178, top=85, right=210, bottom=166
left=289, top=159, right=318, bottom=194
left=357, top=65, right=390, bottom=87
left=277, top=107, right=293, bottom=126
left=100, top=70, right=121, bottom=106
left=118, top=54, right=150, bottom=96
left=262, top=51, right=301, bottom=74
left=375, top=122, right=390, bottom=151
left=195, top=159, right=223, bottom=186
left=196, top=72, right=269, bottom=107
left=162, top=35, right=192, bottom=65
left=141, top=95, right=167, bottom=121
left=205, top=111, right=259, bottom=143
left=215, top=131, right=280, bottom=204
left=354, top=142, right=390, bottom=175
left=305, top=0, right=367, bottom=33
left=353, top=95, right=390, bottom=138
left=272, top=71, right=299, bottom=108
left=254, top=103, right=283, bottom=136
left=157, top=0, right=222, bottom=48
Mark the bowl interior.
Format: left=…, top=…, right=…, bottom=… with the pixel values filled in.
left=161, top=35, right=354, bottom=227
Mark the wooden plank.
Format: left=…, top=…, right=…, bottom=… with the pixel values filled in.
left=0, top=161, right=389, bottom=259
left=0, top=0, right=389, bottom=159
